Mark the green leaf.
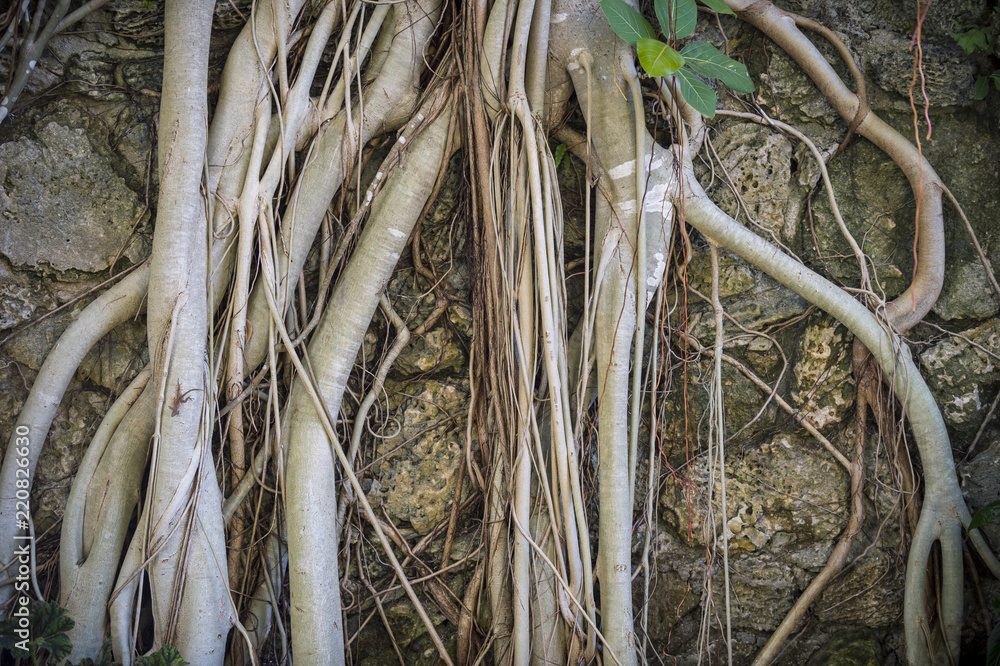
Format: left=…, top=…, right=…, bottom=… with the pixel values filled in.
left=136, top=645, right=188, bottom=666
left=675, top=68, right=717, bottom=117
left=32, top=601, right=75, bottom=636
left=654, top=0, right=697, bottom=39
left=637, top=38, right=686, bottom=76
left=950, top=23, right=991, bottom=54
left=976, top=75, right=989, bottom=100
left=554, top=143, right=567, bottom=169
left=601, top=0, right=656, bottom=46
left=969, top=500, right=1000, bottom=532
left=699, top=0, right=735, bottom=15
left=32, top=601, right=75, bottom=662
left=680, top=41, right=754, bottom=92
left=0, top=619, right=30, bottom=659
left=38, top=633, right=73, bottom=662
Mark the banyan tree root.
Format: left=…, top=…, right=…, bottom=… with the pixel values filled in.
left=282, top=92, right=454, bottom=664
left=1, top=0, right=997, bottom=664
left=546, top=1, right=999, bottom=664
left=25, top=0, right=446, bottom=662
left=0, top=263, right=148, bottom=615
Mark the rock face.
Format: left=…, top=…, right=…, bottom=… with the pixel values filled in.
left=706, top=123, right=795, bottom=239
left=368, top=379, right=469, bottom=535
left=920, top=319, right=1000, bottom=433
left=0, top=1, right=997, bottom=665
left=0, top=106, right=147, bottom=274
left=790, top=315, right=856, bottom=429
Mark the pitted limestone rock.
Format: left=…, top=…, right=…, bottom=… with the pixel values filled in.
left=791, top=315, right=856, bottom=429
left=757, top=46, right=840, bottom=126
left=33, top=389, right=107, bottom=532
left=367, top=379, right=468, bottom=535
left=807, top=140, right=907, bottom=293
left=0, top=260, right=56, bottom=332
left=4, top=307, right=78, bottom=372
left=655, top=353, right=782, bottom=450
left=815, top=549, right=906, bottom=628
left=705, top=123, right=794, bottom=239
left=865, top=31, right=978, bottom=107
left=75, top=318, right=148, bottom=391
left=960, top=438, right=1000, bottom=551
left=659, top=433, right=849, bottom=560
left=804, top=627, right=885, bottom=666
left=687, top=246, right=757, bottom=299
left=684, top=245, right=809, bottom=343
left=0, top=111, right=146, bottom=274
left=920, top=319, right=1000, bottom=431
left=393, top=324, right=465, bottom=377
left=653, top=433, right=854, bottom=646
left=932, top=260, right=1000, bottom=320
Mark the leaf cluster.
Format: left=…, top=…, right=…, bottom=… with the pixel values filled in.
left=0, top=602, right=186, bottom=666
left=0, top=601, right=73, bottom=665
left=600, top=0, right=754, bottom=117
left=949, top=6, right=1000, bottom=100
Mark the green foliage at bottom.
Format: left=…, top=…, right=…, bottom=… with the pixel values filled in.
left=0, top=601, right=186, bottom=666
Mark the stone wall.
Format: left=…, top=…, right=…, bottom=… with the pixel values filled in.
left=0, top=0, right=998, bottom=664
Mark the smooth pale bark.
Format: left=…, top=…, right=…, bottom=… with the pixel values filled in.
left=242, top=0, right=441, bottom=371
left=0, top=0, right=71, bottom=125
left=719, top=4, right=992, bottom=662
left=284, top=105, right=452, bottom=664
left=546, top=2, right=991, bottom=664
left=131, top=0, right=233, bottom=662
left=58, top=4, right=312, bottom=648
left=57, top=2, right=437, bottom=659
left=60, top=367, right=150, bottom=661
left=0, top=264, right=148, bottom=613
left=724, top=0, right=944, bottom=332
left=549, top=4, right=677, bottom=660
left=204, top=0, right=310, bottom=307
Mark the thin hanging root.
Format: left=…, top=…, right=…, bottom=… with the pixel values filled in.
left=786, top=13, right=870, bottom=153
left=628, top=69, right=647, bottom=507
left=709, top=243, right=734, bottom=666
left=853, top=339, right=920, bottom=534
left=356, top=539, right=408, bottom=666
left=233, top=525, right=284, bottom=666
left=336, top=294, right=411, bottom=529
left=941, top=185, right=1000, bottom=306
left=457, top=557, right=485, bottom=663
left=637, top=278, right=664, bottom=658
left=374, top=517, right=465, bottom=628
left=509, top=506, right=626, bottom=666
left=715, top=5, right=996, bottom=662
left=0, top=0, right=71, bottom=125
left=677, top=330, right=851, bottom=471
left=727, top=0, right=943, bottom=331
left=495, top=0, right=595, bottom=657
left=225, top=89, right=273, bottom=591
